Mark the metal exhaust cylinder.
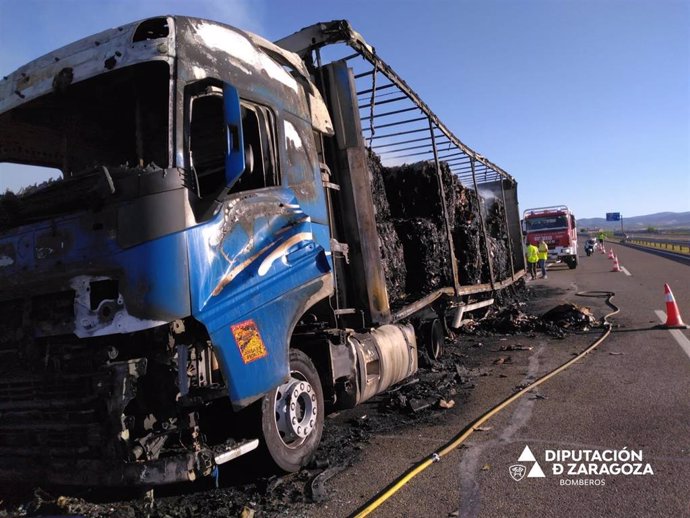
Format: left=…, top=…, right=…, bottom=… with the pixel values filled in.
left=348, top=324, right=418, bottom=404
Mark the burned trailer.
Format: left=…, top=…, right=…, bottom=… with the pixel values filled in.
left=277, top=21, right=526, bottom=331
left=0, top=17, right=524, bottom=488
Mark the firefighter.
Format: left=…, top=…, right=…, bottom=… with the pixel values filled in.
left=526, top=241, right=539, bottom=280
left=538, top=239, right=549, bottom=279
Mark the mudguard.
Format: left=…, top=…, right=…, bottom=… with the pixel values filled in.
left=187, top=187, right=332, bottom=407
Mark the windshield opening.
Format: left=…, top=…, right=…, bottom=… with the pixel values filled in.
left=0, top=164, right=62, bottom=194
left=0, top=61, right=170, bottom=229
left=0, top=61, right=170, bottom=185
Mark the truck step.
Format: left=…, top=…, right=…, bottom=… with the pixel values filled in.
left=213, top=439, right=260, bottom=465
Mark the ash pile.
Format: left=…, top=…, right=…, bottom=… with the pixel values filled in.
left=368, top=151, right=513, bottom=306
left=461, top=301, right=599, bottom=337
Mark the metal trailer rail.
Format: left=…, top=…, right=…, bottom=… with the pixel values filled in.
left=276, top=21, right=525, bottom=315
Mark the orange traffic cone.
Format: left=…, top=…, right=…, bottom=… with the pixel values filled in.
left=611, top=255, right=621, bottom=272
left=607, top=249, right=614, bottom=259
left=600, top=245, right=606, bottom=254
left=660, top=283, right=688, bottom=329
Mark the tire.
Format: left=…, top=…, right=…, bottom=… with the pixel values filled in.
left=259, top=348, right=324, bottom=472
left=423, top=319, right=444, bottom=360
left=567, top=256, right=578, bottom=269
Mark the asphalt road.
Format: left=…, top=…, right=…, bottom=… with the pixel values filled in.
left=309, top=243, right=690, bottom=518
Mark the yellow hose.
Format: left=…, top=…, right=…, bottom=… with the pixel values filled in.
left=350, top=291, right=619, bottom=517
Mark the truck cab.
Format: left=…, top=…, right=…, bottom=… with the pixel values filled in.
left=0, top=15, right=338, bottom=485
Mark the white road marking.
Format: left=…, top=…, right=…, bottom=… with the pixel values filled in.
left=456, top=345, right=546, bottom=518
left=620, top=266, right=631, bottom=276
left=654, top=310, right=690, bottom=360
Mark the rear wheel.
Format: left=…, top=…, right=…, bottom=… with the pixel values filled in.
left=567, top=256, right=578, bottom=269
left=417, top=318, right=445, bottom=367
left=259, top=348, right=324, bottom=472
left=423, top=319, right=444, bottom=360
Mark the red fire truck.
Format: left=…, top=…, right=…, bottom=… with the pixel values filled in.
left=522, top=205, right=578, bottom=269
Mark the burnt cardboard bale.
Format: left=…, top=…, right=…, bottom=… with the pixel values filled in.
left=394, top=217, right=452, bottom=295
left=367, top=151, right=407, bottom=303
left=453, top=185, right=513, bottom=285
left=376, top=219, right=407, bottom=303
left=484, top=197, right=512, bottom=282
left=487, top=235, right=510, bottom=282
left=367, top=149, right=514, bottom=300
left=381, top=160, right=457, bottom=223
left=379, top=160, right=457, bottom=297
left=452, top=186, right=485, bottom=285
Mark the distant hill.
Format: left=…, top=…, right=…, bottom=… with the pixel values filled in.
left=578, top=211, right=690, bottom=230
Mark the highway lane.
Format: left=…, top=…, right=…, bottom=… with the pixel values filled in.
left=457, top=243, right=690, bottom=518
left=306, top=244, right=690, bottom=517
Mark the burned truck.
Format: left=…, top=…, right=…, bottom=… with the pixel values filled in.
left=0, top=17, right=525, bottom=486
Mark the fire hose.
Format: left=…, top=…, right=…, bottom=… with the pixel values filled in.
left=350, top=291, right=619, bottom=517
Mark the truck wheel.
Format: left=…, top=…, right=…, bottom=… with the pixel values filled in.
left=568, top=256, right=578, bottom=269
left=260, top=348, right=324, bottom=472
left=423, top=319, right=444, bottom=360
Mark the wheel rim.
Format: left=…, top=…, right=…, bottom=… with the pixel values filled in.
left=274, top=372, right=318, bottom=448
left=426, top=319, right=444, bottom=360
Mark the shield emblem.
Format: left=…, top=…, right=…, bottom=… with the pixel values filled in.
left=509, top=464, right=526, bottom=481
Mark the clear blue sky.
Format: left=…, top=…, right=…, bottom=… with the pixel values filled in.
left=1, top=0, right=688, bottom=219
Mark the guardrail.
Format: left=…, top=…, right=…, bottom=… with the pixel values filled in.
left=625, top=238, right=690, bottom=255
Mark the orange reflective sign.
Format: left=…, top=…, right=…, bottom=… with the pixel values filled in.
left=231, top=319, right=268, bottom=364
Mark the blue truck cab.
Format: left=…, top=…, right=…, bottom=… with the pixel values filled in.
left=0, top=17, right=524, bottom=486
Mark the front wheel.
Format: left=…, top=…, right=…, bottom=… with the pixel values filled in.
left=259, top=348, right=324, bottom=472
left=567, top=256, right=578, bottom=269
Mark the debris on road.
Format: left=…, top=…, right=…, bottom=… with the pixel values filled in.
left=439, top=399, right=456, bottom=409
left=408, top=397, right=440, bottom=413
left=499, top=344, right=533, bottom=351
left=461, top=300, right=600, bottom=338
left=309, top=466, right=347, bottom=503
left=541, top=303, right=596, bottom=330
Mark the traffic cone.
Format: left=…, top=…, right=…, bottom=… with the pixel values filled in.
left=607, top=249, right=614, bottom=259
left=600, top=245, right=606, bottom=254
left=660, top=283, right=688, bottom=329
left=611, top=255, right=621, bottom=272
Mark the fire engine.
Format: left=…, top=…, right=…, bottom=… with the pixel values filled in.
left=523, top=205, right=578, bottom=269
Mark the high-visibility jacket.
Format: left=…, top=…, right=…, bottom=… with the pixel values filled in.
left=526, top=244, right=539, bottom=263
left=538, top=241, right=548, bottom=260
